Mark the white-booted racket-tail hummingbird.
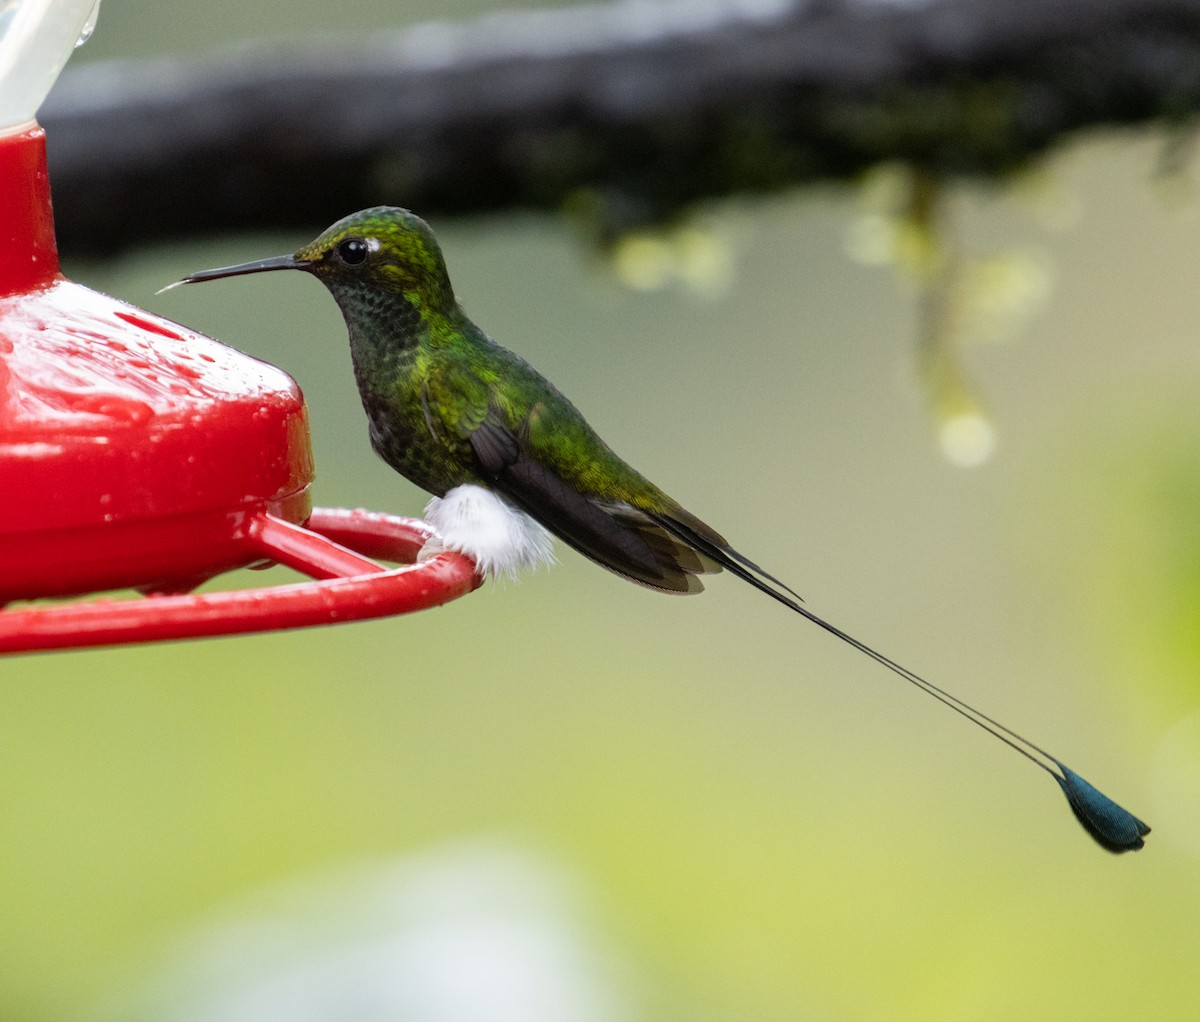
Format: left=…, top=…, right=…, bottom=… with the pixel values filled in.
left=164, top=206, right=1150, bottom=854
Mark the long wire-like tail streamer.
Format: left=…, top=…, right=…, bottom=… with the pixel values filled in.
left=652, top=514, right=1151, bottom=853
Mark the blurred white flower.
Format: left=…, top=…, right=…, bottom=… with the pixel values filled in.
left=90, top=841, right=636, bottom=1022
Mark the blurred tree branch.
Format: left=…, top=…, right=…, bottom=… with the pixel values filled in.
left=41, top=0, right=1200, bottom=257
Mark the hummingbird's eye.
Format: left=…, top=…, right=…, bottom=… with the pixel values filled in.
left=336, top=238, right=370, bottom=266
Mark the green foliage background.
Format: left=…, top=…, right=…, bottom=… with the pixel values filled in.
left=4, top=3, right=1200, bottom=1019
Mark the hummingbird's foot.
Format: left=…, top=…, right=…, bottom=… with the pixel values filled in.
left=420, top=484, right=556, bottom=581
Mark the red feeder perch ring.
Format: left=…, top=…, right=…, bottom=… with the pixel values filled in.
left=0, top=509, right=480, bottom=655
left=1, top=126, right=479, bottom=654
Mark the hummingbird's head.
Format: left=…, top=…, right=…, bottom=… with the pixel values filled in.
left=165, top=206, right=457, bottom=318
left=295, top=206, right=456, bottom=315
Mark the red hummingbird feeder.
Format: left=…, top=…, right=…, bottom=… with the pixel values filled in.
left=0, top=2, right=479, bottom=655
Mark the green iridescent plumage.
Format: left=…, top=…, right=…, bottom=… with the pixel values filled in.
left=274, top=206, right=744, bottom=593
left=170, top=206, right=1150, bottom=855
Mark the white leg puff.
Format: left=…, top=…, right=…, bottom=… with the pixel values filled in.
left=420, top=484, right=556, bottom=580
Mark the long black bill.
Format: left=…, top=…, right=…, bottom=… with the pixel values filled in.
left=157, top=255, right=312, bottom=293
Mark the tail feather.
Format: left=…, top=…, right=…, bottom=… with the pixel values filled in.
left=649, top=509, right=803, bottom=602
left=648, top=512, right=1150, bottom=853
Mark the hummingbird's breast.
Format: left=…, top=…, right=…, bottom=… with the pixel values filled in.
left=365, top=397, right=475, bottom=498
left=346, top=324, right=478, bottom=499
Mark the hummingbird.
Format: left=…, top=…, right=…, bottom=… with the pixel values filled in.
left=165, top=206, right=1150, bottom=854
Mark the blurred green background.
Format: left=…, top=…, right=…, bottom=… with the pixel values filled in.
left=5, top=2, right=1200, bottom=1020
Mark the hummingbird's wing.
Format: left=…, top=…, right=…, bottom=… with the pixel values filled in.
left=422, top=351, right=790, bottom=597
left=467, top=415, right=720, bottom=593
